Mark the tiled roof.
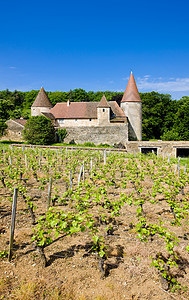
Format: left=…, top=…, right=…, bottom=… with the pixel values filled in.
left=41, top=112, right=55, bottom=120
left=12, top=119, right=27, bottom=126
left=50, top=101, right=126, bottom=120
left=97, top=95, right=110, bottom=108
left=121, top=72, right=141, bottom=103
left=50, top=102, right=97, bottom=119
left=31, top=87, right=53, bottom=108
left=109, top=101, right=126, bottom=121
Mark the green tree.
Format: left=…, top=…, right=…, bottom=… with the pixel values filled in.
left=0, top=119, right=7, bottom=137
left=57, top=128, right=67, bottom=143
left=160, top=129, right=180, bottom=141
left=140, top=92, right=174, bottom=140
left=23, top=115, right=55, bottom=145
left=24, top=90, right=39, bottom=109
left=173, top=97, right=189, bottom=140
left=71, top=89, right=89, bottom=102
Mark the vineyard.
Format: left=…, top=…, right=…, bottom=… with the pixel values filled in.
left=0, top=145, right=189, bottom=299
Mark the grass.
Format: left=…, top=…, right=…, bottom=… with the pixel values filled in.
left=51, top=142, right=114, bottom=148
left=0, top=140, right=26, bottom=145
left=171, top=157, right=189, bottom=167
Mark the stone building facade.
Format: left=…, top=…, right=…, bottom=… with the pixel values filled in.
left=3, top=72, right=143, bottom=146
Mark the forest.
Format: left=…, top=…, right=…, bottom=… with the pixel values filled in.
left=0, top=88, right=189, bottom=141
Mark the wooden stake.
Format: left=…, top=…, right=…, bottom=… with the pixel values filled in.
left=69, top=170, right=73, bottom=190
left=78, top=164, right=83, bottom=186
left=104, top=150, right=106, bottom=165
left=47, top=177, right=52, bottom=210
left=90, top=157, right=93, bottom=172
left=25, top=154, right=27, bottom=168
left=39, top=152, right=41, bottom=167
left=8, top=188, right=18, bottom=261
left=83, top=161, right=85, bottom=182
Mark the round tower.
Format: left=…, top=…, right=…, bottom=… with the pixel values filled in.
left=31, top=87, right=53, bottom=116
left=120, top=72, right=142, bottom=140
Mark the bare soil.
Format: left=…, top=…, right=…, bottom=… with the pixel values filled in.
left=0, top=150, right=189, bottom=300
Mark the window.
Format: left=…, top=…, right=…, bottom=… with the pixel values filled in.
left=59, top=119, right=64, bottom=124
left=89, top=118, right=92, bottom=121
left=103, top=109, right=105, bottom=112
left=75, top=119, right=77, bottom=121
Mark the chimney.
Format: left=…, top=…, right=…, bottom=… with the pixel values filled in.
left=67, top=100, right=70, bottom=107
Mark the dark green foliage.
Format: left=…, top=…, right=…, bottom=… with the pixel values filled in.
left=57, top=128, right=67, bottom=143
left=83, top=142, right=96, bottom=147
left=47, top=91, right=69, bottom=106
left=161, top=129, right=180, bottom=141
left=174, top=97, right=189, bottom=140
left=0, top=119, right=7, bottom=137
left=140, top=92, right=177, bottom=140
left=23, top=116, right=55, bottom=145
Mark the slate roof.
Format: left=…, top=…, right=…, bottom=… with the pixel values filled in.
left=50, top=101, right=126, bottom=121
left=121, top=72, right=141, bottom=103
left=31, top=87, right=53, bottom=108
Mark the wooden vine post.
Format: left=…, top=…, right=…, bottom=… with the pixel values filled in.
left=69, top=170, right=73, bottom=190
left=104, top=150, right=106, bottom=165
left=78, top=164, right=83, bottom=186
left=8, top=188, right=18, bottom=261
left=47, top=177, right=52, bottom=210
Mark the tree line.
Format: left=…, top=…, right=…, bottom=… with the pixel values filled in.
left=0, top=88, right=188, bottom=141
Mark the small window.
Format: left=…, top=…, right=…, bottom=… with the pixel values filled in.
left=75, top=119, right=77, bottom=121
left=59, top=119, right=64, bottom=124
left=141, top=148, right=157, bottom=155
left=103, top=109, right=105, bottom=112
left=176, top=148, right=189, bottom=157
left=89, top=118, right=92, bottom=121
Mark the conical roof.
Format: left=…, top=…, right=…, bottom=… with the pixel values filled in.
left=121, top=72, right=141, bottom=102
left=97, top=95, right=110, bottom=108
left=31, top=87, right=53, bottom=108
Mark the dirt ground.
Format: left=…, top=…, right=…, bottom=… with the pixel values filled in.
left=0, top=150, right=189, bottom=300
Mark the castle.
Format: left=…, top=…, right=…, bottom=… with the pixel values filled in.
left=5, top=72, right=142, bottom=146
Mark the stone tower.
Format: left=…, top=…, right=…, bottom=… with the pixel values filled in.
left=121, top=72, right=142, bottom=140
left=31, top=87, right=53, bottom=116
left=97, top=95, right=110, bottom=125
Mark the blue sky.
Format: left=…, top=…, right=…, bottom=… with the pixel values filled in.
left=1, top=0, right=189, bottom=99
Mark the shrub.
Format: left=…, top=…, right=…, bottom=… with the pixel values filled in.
left=160, top=129, right=180, bottom=141
left=83, top=142, right=96, bottom=147
left=57, top=128, right=67, bottom=143
left=23, top=116, right=55, bottom=145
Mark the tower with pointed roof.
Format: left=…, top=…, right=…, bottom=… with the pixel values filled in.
left=31, top=87, right=53, bottom=117
left=121, top=72, right=142, bottom=140
left=97, top=95, right=110, bottom=125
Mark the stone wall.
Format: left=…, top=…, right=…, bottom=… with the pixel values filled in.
left=63, top=124, right=128, bottom=145
left=1, top=120, right=25, bottom=142
left=126, top=141, right=189, bottom=158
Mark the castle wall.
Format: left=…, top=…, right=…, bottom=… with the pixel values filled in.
left=1, top=120, right=25, bottom=142
left=63, top=124, right=128, bottom=145
left=31, top=106, right=51, bottom=116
